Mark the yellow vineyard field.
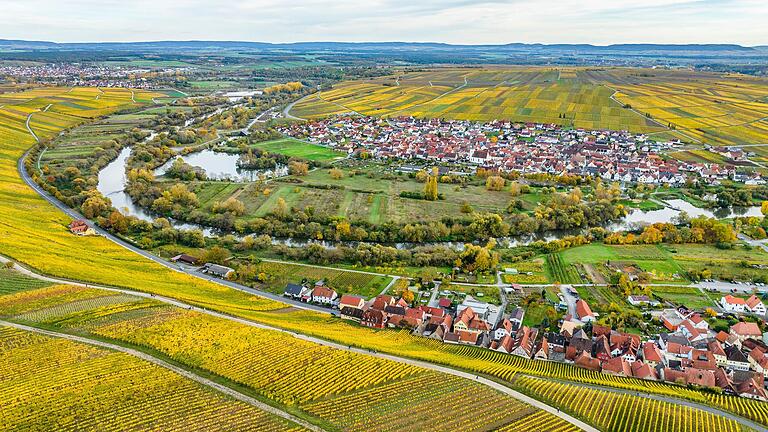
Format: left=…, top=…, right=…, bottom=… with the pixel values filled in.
left=0, top=283, right=572, bottom=432
left=292, top=67, right=768, bottom=145
left=0, top=327, right=306, bottom=432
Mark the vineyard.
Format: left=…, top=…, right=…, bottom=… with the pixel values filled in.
left=248, top=308, right=768, bottom=430
left=0, top=284, right=566, bottom=431
left=501, top=258, right=550, bottom=284
left=546, top=253, right=583, bottom=284
left=0, top=268, right=52, bottom=294
left=305, top=372, right=576, bottom=431
left=0, top=86, right=287, bottom=325
left=512, top=375, right=748, bottom=432
left=253, top=260, right=391, bottom=298
left=0, top=327, right=306, bottom=432
left=291, top=68, right=659, bottom=132
left=291, top=67, right=768, bottom=146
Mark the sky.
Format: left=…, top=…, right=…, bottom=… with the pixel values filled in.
left=1, top=0, right=767, bottom=46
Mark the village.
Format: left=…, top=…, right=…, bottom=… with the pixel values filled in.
left=280, top=115, right=765, bottom=185
left=282, top=276, right=768, bottom=402
left=0, top=62, right=183, bottom=88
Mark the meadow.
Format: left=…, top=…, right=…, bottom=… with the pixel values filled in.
left=251, top=137, right=344, bottom=162
left=291, top=67, right=768, bottom=146
left=250, top=260, right=392, bottom=298
left=188, top=162, right=539, bottom=226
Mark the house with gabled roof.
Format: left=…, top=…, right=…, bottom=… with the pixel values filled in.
left=339, top=294, right=365, bottom=310
left=730, top=322, right=762, bottom=343
left=575, top=299, right=595, bottom=323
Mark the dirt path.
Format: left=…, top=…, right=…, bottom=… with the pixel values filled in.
left=582, top=264, right=607, bottom=284
left=0, top=256, right=593, bottom=431
left=0, top=320, right=324, bottom=432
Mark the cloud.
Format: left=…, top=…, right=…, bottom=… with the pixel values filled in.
left=0, top=0, right=765, bottom=45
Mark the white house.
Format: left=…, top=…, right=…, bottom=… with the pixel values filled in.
left=721, top=294, right=766, bottom=315
left=746, top=295, right=766, bottom=315
left=311, top=286, right=338, bottom=305
left=627, top=295, right=659, bottom=307
left=720, top=295, right=747, bottom=313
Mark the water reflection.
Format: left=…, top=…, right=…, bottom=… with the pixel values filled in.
left=155, top=149, right=288, bottom=182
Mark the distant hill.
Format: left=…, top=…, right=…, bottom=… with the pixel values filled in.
left=0, top=39, right=759, bottom=53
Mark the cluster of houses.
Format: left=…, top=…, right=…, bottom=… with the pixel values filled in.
left=284, top=281, right=339, bottom=305
left=0, top=63, right=183, bottom=89
left=720, top=294, right=767, bottom=316
left=282, top=277, right=768, bottom=401
left=279, top=115, right=763, bottom=185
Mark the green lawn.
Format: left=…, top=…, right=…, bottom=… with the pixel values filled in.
left=252, top=261, right=391, bottom=299
left=653, top=286, right=716, bottom=309
left=252, top=138, right=344, bottom=162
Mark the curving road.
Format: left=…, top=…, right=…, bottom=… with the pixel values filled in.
left=283, top=94, right=310, bottom=121
left=17, top=147, right=339, bottom=317
left=5, top=255, right=766, bottom=432
left=0, top=256, right=594, bottom=432
left=0, top=320, right=323, bottom=432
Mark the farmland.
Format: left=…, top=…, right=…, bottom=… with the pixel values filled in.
left=186, top=161, right=546, bottom=227
left=2, top=83, right=767, bottom=431
left=291, top=67, right=768, bottom=146
left=0, top=86, right=295, bottom=317
left=0, top=327, right=306, bottom=432
left=512, top=375, right=749, bottom=432
left=246, top=306, right=766, bottom=428
left=0, top=282, right=575, bottom=432
left=250, top=260, right=391, bottom=298
left=0, top=267, right=53, bottom=294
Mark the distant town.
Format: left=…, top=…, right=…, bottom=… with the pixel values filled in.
left=280, top=115, right=765, bottom=185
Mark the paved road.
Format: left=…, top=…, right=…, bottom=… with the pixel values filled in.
left=378, top=276, right=401, bottom=295
left=7, top=257, right=766, bottom=432
left=740, top=233, right=768, bottom=253
left=241, top=107, right=275, bottom=134
left=0, top=257, right=592, bottom=431
left=25, top=112, right=40, bottom=142
left=560, top=285, right=578, bottom=317
left=282, top=94, right=310, bottom=120
left=0, top=320, right=323, bottom=432
left=16, top=148, right=337, bottom=317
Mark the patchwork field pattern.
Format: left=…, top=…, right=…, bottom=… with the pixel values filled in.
left=292, top=67, right=768, bottom=145
left=513, top=375, right=749, bottom=432
left=0, top=283, right=570, bottom=432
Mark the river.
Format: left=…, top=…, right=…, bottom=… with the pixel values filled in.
left=155, top=149, right=288, bottom=182
left=97, top=147, right=762, bottom=249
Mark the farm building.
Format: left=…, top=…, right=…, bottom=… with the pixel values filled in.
left=69, top=220, right=95, bottom=236
left=170, top=254, right=198, bottom=265
left=200, top=263, right=235, bottom=279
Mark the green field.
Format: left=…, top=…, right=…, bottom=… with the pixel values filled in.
left=186, top=162, right=545, bottom=226
left=252, top=137, right=344, bottom=161
left=0, top=268, right=53, bottom=295
left=252, top=260, right=391, bottom=298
